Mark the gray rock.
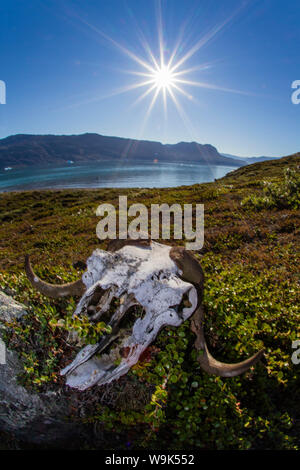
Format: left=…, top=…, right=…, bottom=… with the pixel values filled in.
left=0, top=291, right=90, bottom=447
left=0, top=290, right=26, bottom=323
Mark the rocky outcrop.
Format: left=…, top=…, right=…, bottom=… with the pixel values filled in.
left=0, top=291, right=89, bottom=447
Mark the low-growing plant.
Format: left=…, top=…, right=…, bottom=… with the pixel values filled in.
left=49, top=314, right=112, bottom=344
left=241, top=168, right=300, bottom=210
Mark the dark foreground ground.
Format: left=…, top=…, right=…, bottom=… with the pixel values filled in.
left=0, top=154, right=299, bottom=449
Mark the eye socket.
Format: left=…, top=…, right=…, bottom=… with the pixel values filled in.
left=177, top=292, right=193, bottom=313
left=118, top=304, right=144, bottom=330
left=87, top=305, right=97, bottom=314
left=87, top=285, right=104, bottom=310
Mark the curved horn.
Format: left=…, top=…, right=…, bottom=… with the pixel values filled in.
left=169, top=246, right=264, bottom=377
left=191, top=305, right=264, bottom=377
left=25, top=255, right=86, bottom=299
left=169, top=246, right=204, bottom=293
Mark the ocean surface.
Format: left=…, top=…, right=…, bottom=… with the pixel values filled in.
left=0, top=161, right=238, bottom=192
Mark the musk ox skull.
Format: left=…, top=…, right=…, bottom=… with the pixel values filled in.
left=25, top=240, right=264, bottom=390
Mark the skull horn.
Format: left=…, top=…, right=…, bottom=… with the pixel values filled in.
left=25, top=255, right=86, bottom=299
left=191, top=306, right=264, bottom=377
left=169, top=246, right=264, bottom=377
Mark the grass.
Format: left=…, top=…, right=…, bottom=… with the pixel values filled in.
left=0, top=153, right=299, bottom=449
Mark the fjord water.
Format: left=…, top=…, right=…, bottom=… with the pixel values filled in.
left=0, top=161, right=238, bottom=192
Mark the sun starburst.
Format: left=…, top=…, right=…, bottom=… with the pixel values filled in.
left=129, top=53, right=195, bottom=119
left=126, top=44, right=213, bottom=127
left=69, top=1, right=251, bottom=135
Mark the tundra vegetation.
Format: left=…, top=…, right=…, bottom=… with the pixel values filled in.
left=0, top=154, right=299, bottom=449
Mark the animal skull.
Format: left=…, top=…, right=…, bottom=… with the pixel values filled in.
left=25, top=240, right=264, bottom=390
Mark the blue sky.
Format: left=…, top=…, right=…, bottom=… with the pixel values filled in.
left=0, top=0, right=299, bottom=157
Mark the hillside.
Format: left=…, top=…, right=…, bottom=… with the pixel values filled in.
left=0, top=133, right=242, bottom=168
left=220, top=152, right=300, bottom=183
left=0, top=153, right=299, bottom=450
left=221, top=153, right=279, bottom=164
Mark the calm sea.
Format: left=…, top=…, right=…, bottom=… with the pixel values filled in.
left=0, top=161, right=238, bottom=192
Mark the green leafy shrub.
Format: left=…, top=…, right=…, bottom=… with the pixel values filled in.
left=49, top=314, right=112, bottom=344
left=241, top=168, right=300, bottom=210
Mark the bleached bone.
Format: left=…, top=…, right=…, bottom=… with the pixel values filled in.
left=60, top=242, right=197, bottom=389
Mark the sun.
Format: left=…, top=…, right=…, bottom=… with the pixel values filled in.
left=128, top=53, right=198, bottom=120
left=152, top=65, right=176, bottom=91
left=76, top=3, right=247, bottom=130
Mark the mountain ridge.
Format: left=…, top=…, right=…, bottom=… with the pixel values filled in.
left=0, top=133, right=242, bottom=168
left=221, top=153, right=280, bottom=164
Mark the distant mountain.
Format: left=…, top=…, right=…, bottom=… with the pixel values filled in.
left=221, top=153, right=279, bottom=164
left=0, top=133, right=243, bottom=169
